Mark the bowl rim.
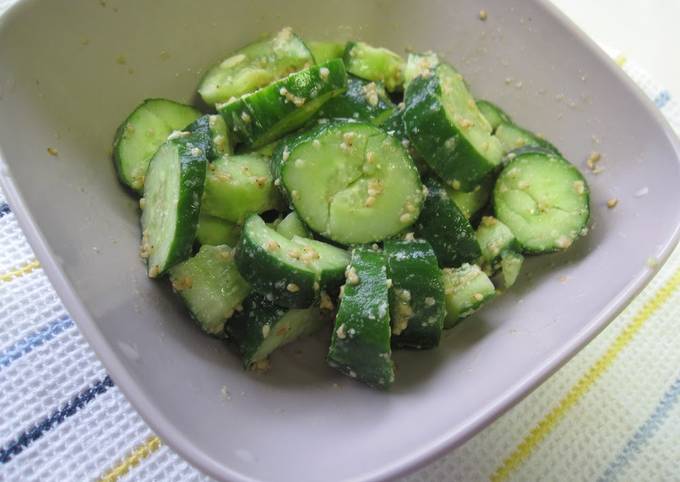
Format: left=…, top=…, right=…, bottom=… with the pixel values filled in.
left=1, top=0, right=680, bottom=480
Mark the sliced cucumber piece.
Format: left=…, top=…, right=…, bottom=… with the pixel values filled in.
left=385, top=239, right=445, bottom=349
left=328, top=247, right=394, bottom=389
left=140, top=132, right=207, bottom=277
left=198, top=27, right=314, bottom=105
left=403, top=60, right=504, bottom=191
left=344, top=41, right=405, bottom=92
left=442, top=263, right=495, bottom=328
left=186, top=114, right=232, bottom=160
left=500, top=250, right=524, bottom=288
left=226, top=293, right=325, bottom=368
left=476, top=100, right=512, bottom=132
left=276, top=211, right=311, bottom=239
left=219, top=59, right=347, bottom=148
left=235, top=215, right=349, bottom=308
left=202, top=153, right=282, bottom=224
left=414, top=177, right=481, bottom=268
left=317, top=75, right=395, bottom=124
left=495, top=123, right=560, bottom=156
left=196, top=214, right=241, bottom=246
left=448, top=176, right=492, bottom=220
left=113, top=99, right=201, bottom=192
left=476, top=216, right=520, bottom=270
left=169, top=245, right=250, bottom=335
left=403, top=52, right=440, bottom=89
left=493, top=151, right=590, bottom=253
left=309, top=40, right=346, bottom=63
left=276, top=120, right=424, bottom=245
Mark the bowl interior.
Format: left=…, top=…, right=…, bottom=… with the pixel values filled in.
left=1, top=1, right=680, bottom=481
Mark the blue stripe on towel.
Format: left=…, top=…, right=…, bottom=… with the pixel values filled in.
left=0, top=375, right=114, bottom=464
left=0, top=316, right=74, bottom=369
left=0, top=203, right=10, bottom=219
left=654, top=90, right=671, bottom=109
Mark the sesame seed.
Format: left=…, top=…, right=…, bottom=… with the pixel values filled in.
left=336, top=323, right=347, bottom=339
left=240, top=111, right=251, bottom=123
left=47, top=147, right=58, bottom=156
left=262, top=324, right=271, bottom=338
left=400, top=213, right=412, bottom=223
left=265, top=240, right=280, bottom=251
left=607, top=198, right=618, bottom=209
left=479, top=9, right=488, bottom=20
left=425, top=297, right=436, bottom=306
left=286, top=283, right=300, bottom=293
left=139, top=197, right=146, bottom=209
left=148, top=265, right=160, bottom=278
left=473, top=293, right=484, bottom=301
left=319, top=67, right=330, bottom=79
left=451, top=179, right=461, bottom=190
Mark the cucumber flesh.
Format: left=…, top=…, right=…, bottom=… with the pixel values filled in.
left=169, top=245, right=250, bottom=335
left=198, top=27, right=314, bottom=105
left=403, top=59, right=504, bottom=191
left=113, top=99, right=201, bottom=192
left=500, top=250, right=524, bottom=288
left=328, top=247, right=395, bottom=389
left=219, top=59, right=347, bottom=148
left=196, top=214, right=241, bottom=246
left=317, top=75, right=395, bottom=124
left=187, top=114, right=232, bottom=160
left=276, top=211, right=311, bottom=239
left=276, top=120, right=424, bottom=245
left=344, top=41, right=405, bottom=92
left=442, top=264, right=495, bottom=328
left=403, top=52, right=439, bottom=89
left=140, top=132, right=207, bottom=277
left=448, top=176, right=492, bottom=220
left=202, top=153, right=282, bottom=224
left=476, top=216, right=520, bottom=271
left=493, top=151, right=590, bottom=253
left=309, top=40, right=346, bottom=63
left=226, top=293, right=326, bottom=367
left=495, top=123, right=560, bottom=156
left=476, top=100, right=512, bottom=132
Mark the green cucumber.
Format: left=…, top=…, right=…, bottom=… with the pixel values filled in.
left=275, top=211, right=311, bottom=239
left=140, top=131, right=207, bottom=277
left=234, top=215, right=349, bottom=308
left=493, top=150, right=590, bottom=253
left=442, top=263, right=495, bottom=328
left=275, top=120, right=424, bottom=245
left=385, top=239, right=445, bottom=349
left=500, top=250, right=524, bottom=288
left=495, top=123, right=560, bottom=156
left=219, top=59, right=347, bottom=148
left=169, top=245, right=250, bottom=335
left=226, top=293, right=326, bottom=368
left=113, top=99, right=201, bottom=192
left=403, top=59, right=504, bottom=191
left=202, top=153, right=282, bottom=224
left=476, top=100, right=512, bottom=132
left=186, top=114, right=232, bottom=160
left=448, top=176, right=492, bottom=220
left=403, top=52, right=440, bottom=89
left=476, top=216, right=524, bottom=287
left=344, top=41, right=405, bottom=92
left=328, top=247, right=394, bottom=389
left=196, top=214, right=241, bottom=246
left=309, top=40, right=346, bottom=63
left=414, top=177, right=481, bottom=268
left=198, top=27, right=314, bottom=105
left=317, top=75, right=395, bottom=124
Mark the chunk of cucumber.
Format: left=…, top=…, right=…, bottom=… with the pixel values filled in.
left=186, top=114, right=232, bottom=160
left=476, top=100, right=512, bottom=132
left=403, top=52, right=439, bottom=89
left=500, top=250, right=524, bottom=289
left=140, top=131, right=207, bottom=277
left=403, top=59, right=504, bottom=191
left=169, top=245, right=250, bottom=335
left=493, top=150, right=590, bottom=253
left=495, top=123, right=560, bottom=156
left=196, top=214, right=241, bottom=247
left=414, top=177, right=481, bottom=268
left=344, top=41, right=405, bottom=92
left=275, top=211, right=311, bottom=239
left=202, top=153, right=282, bottom=224
left=219, top=59, right=347, bottom=148
left=198, top=27, right=314, bottom=105
left=476, top=216, right=524, bottom=288
left=226, top=293, right=326, bottom=368
left=308, top=40, right=346, bottom=63
left=328, top=247, right=395, bottom=389
left=448, top=176, right=492, bottom=220
left=442, top=264, right=495, bottom=328
left=317, top=75, right=395, bottom=124
left=275, top=120, right=424, bottom=245
left=235, top=215, right=349, bottom=308
left=385, top=239, right=445, bottom=349
left=113, top=98, right=201, bottom=192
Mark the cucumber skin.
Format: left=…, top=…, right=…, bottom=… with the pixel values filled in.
left=415, top=177, right=481, bottom=268
left=495, top=123, right=561, bottom=157
left=403, top=67, right=500, bottom=191
left=328, top=247, right=395, bottom=389
left=476, top=100, right=512, bottom=132
left=220, top=59, right=347, bottom=148
left=309, top=40, right=346, bottom=63
left=317, top=75, right=395, bottom=124
left=385, top=239, right=445, bottom=350
left=186, top=115, right=232, bottom=160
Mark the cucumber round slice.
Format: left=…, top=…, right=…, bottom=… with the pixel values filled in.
left=140, top=133, right=207, bottom=277
left=219, top=59, right=347, bottom=148
left=414, top=177, right=481, bottom=268
left=275, top=121, right=424, bottom=245
left=328, top=247, right=395, bottom=389
left=169, top=245, right=250, bottom=335
left=493, top=151, right=590, bottom=253
left=476, top=100, right=512, bottom=132
left=344, top=41, right=405, bottom=92
left=113, top=99, right=200, bottom=192
left=442, top=263, right=495, bottom=328
left=385, top=239, right=445, bottom=350
left=317, top=75, right=395, bottom=124
left=495, top=123, right=561, bottom=156
left=235, top=215, right=349, bottom=308
left=308, top=40, right=346, bottom=64
left=198, top=27, right=314, bottom=105
left=403, top=61, right=504, bottom=191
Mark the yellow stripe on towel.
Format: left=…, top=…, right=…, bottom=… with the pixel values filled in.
left=99, top=436, right=162, bottom=482
left=0, top=259, right=40, bottom=282
left=491, top=268, right=680, bottom=482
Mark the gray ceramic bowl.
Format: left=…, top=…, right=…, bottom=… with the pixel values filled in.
left=1, top=0, right=680, bottom=481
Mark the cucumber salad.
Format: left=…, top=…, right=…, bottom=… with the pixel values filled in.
left=113, top=28, right=590, bottom=389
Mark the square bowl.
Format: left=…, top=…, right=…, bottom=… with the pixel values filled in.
left=1, top=0, right=680, bottom=480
